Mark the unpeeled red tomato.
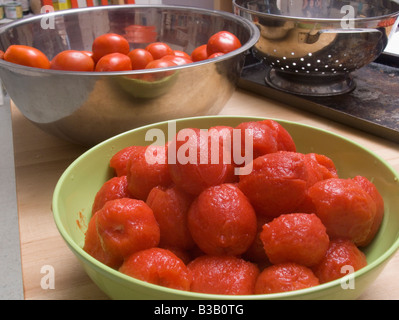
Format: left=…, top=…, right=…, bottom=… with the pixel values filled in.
left=173, top=50, right=191, bottom=60
left=207, top=31, right=242, bottom=56
left=145, top=59, right=177, bottom=70
left=161, top=55, right=192, bottom=66
left=4, top=45, right=50, bottom=69
left=208, top=52, right=224, bottom=59
left=81, top=50, right=94, bottom=58
left=95, top=53, right=132, bottom=72
left=128, top=48, right=154, bottom=70
left=50, top=50, right=95, bottom=71
left=191, top=44, right=208, bottom=62
left=92, top=33, right=130, bottom=62
left=145, top=42, right=174, bottom=60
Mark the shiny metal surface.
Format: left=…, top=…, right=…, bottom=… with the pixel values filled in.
left=0, top=5, right=259, bottom=146
left=234, top=0, right=399, bottom=96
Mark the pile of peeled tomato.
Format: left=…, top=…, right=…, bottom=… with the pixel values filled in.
left=0, top=30, right=241, bottom=72
left=83, top=119, right=384, bottom=296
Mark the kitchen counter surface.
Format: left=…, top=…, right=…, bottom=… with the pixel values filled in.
left=8, top=88, right=399, bottom=300
left=0, top=96, right=23, bottom=300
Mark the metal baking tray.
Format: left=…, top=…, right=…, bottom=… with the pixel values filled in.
left=238, top=53, right=399, bottom=143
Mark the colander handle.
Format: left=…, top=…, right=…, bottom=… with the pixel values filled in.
left=319, top=28, right=383, bottom=35
left=302, top=28, right=384, bottom=46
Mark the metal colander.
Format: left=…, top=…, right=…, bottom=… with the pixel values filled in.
left=234, top=0, right=399, bottom=96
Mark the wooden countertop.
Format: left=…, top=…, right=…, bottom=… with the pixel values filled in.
left=12, top=88, right=399, bottom=300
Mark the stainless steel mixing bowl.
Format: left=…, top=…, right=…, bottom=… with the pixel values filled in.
left=0, top=5, right=259, bottom=146
left=233, top=0, right=399, bottom=96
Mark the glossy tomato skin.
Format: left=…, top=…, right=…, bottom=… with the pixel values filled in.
left=128, top=48, right=154, bottom=70
left=50, top=50, right=95, bottom=71
left=145, top=42, right=174, bottom=60
left=144, top=59, right=177, bottom=81
left=145, top=59, right=177, bottom=69
left=208, top=52, right=224, bottom=59
left=81, top=50, right=93, bottom=58
left=173, top=50, right=191, bottom=60
left=4, top=45, right=50, bottom=69
left=191, top=44, right=208, bottom=62
left=161, top=55, right=192, bottom=65
left=92, top=33, right=130, bottom=62
left=207, top=31, right=242, bottom=56
left=95, top=53, right=132, bottom=72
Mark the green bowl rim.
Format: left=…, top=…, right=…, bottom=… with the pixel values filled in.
left=52, top=115, right=399, bottom=300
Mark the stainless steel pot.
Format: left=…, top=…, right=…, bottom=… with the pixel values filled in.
left=0, top=5, right=260, bottom=146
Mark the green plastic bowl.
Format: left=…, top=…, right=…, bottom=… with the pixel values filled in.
left=52, top=116, right=399, bottom=300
